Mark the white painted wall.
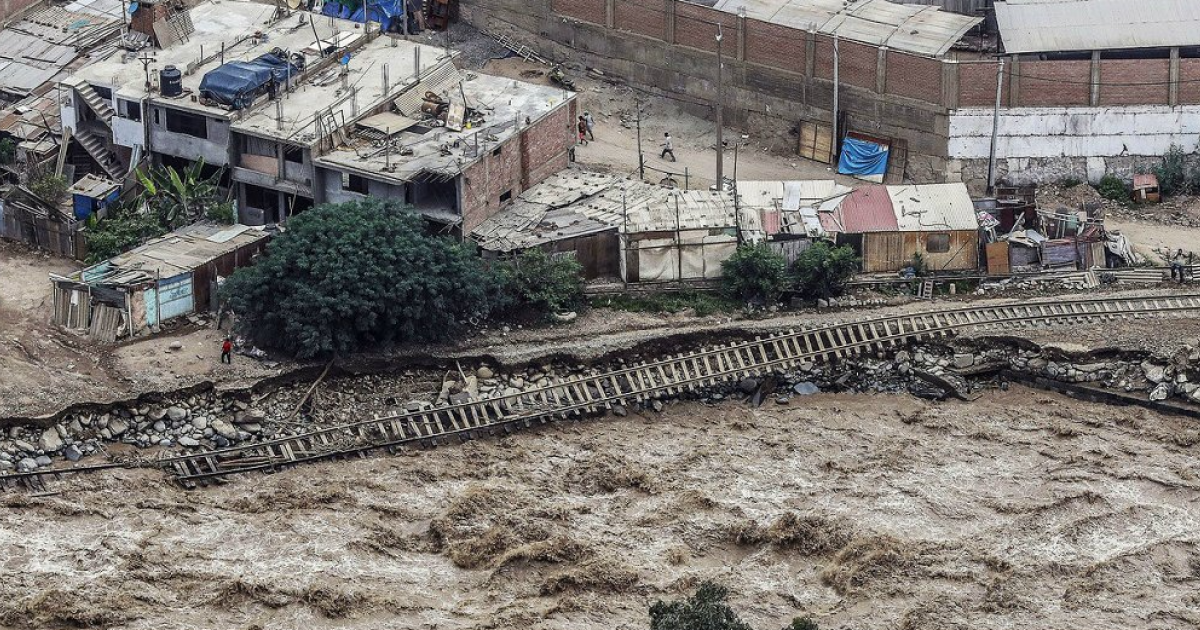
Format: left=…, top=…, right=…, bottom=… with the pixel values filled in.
left=949, top=106, right=1200, bottom=160
left=60, top=99, right=77, bottom=134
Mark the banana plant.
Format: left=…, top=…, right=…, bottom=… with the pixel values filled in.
left=135, top=158, right=223, bottom=229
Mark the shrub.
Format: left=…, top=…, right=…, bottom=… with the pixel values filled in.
left=1153, top=144, right=1190, bottom=197
left=83, top=204, right=167, bottom=263
left=1095, top=174, right=1128, bottom=202
left=649, top=582, right=753, bottom=630
left=29, top=174, right=68, bottom=204
left=909, top=252, right=928, bottom=277
left=787, top=618, right=819, bottom=630
left=792, top=242, right=860, bottom=301
left=222, top=200, right=499, bottom=358
left=1058, top=176, right=1083, bottom=188
left=721, top=242, right=789, bottom=304
left=0, top=138, right=15, bottom=164
left=497, top=248, right=584, bottom=317
left=206, top=201, right=236, bottom=225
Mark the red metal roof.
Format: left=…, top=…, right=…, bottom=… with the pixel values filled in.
left=837, top=185, right=898, bottom=233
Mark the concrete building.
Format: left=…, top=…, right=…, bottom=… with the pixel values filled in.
left=60, top=1, right=576, bottom=231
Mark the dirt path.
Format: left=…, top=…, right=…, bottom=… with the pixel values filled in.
left=3, top=387, right=1197, bottom=630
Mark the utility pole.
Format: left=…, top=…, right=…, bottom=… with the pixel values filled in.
left=715, top=23, right=724, bottom=189
left=987, top=57, right=1007, bottom=195
left=635, top=95, right=645, bottom=180
left=832, top=33, right=840, bottom=162
left=138, top=51, right=156, bottom=160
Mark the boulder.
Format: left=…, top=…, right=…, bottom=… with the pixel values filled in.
left=38, top=427, right=63, bottom=452
left=612, top=404, right=628, bottom=417
left=953, top=353, right=975, bottom=369
left=13, top=440, right=35, bottom=454
left=178, top=437, right=200, bottom=448
left=166, top=407, right=188, bottom=422
left=152, top=421, right=167, bottom=433
left=792, top=382, right=820, bottom=396
left=192, top=417, right=209, bottom=430
left=63, top=445, right=82, bottom=462
left=449, top=392, right=472, bottom=405
left=210, top=419, right=239, bottom=441
left=1143, top=363, right=1167, bottom=384
left=1149, top=382, right=1171, bottom=401
left=109, top=418, right=129, bottom=437
left=34, top=455, right=52, bottom=467
left=17, top=457, right=38, bottom=471
left=738, top=378, right=760, bottom=394
left=0, top=460, right=13, bottom=471
left=476, top=367, right=495, bottom=380
left=234, top=409, right=267, bottom=425
left=894, top=350, right=911, bottom=364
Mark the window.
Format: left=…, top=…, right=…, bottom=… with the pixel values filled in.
left=343, top=173, right=369, bottom=195
left=165, top=109, right=208, bottom=138
left=499, top=190, right=512, bottom=204
left=153, top=108, right=160, bottom=125
left=283, top=145, right=304, bottom=164
left=244, top=136, right=276, bottom=157
left=121, top=100, right=141, bottom=122
left=926, top=233, right=950, bottom=254
left=244, top=183, right=275, bottom=211
left=491, top=146, right=502, bottom=157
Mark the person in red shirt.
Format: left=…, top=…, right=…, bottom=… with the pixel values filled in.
left=221, top=338, right=233, bottom=364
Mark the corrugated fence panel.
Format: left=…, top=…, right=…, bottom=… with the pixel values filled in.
left=157, top=272, right=195, bottom=322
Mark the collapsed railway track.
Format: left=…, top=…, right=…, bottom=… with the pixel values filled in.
left=4, top=293, right=1200, bottom=491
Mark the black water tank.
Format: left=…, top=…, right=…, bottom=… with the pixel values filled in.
left=160, top=65, right=182, bottom=97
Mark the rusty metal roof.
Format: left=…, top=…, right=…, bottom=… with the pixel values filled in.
left=837, top=185, right=898, bottom=233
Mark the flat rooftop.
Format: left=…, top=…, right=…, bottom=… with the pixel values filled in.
left=70, top=1, right=368, bottom=118
left=231, top=35, right=452, bottom=144
left=315, top=72, right=573, bottom=183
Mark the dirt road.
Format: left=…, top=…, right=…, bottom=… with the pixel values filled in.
left=2, top=387, right=1197, bottom=630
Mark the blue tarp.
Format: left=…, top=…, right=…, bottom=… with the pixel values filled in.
left=323, top=0, right=405, bottom=32
left=837, top=137, right=890, bottom=181
left=199, top=53, right=302, bottom=109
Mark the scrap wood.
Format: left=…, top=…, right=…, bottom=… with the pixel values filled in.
left=286, top=359, right=335, bottom=422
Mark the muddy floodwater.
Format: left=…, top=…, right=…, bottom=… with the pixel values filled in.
left=2, top=387, right=1199, bottom=630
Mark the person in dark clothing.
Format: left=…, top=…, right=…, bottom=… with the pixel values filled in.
left=221, top=338, right=233, bottom=364
left=577, top=116, right=588, bottom=145
left=1169, top=249, right=1187, bottom=282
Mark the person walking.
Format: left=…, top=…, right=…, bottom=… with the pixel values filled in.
left=583, top=111, right=595, bottom=141
left=1169, top=248, right=1187, bottom=283
left=220, top=338, right=233, bottom=364
left=577, top=116, right=588, bottom=146
left=660, top=132, right=676, bottom=161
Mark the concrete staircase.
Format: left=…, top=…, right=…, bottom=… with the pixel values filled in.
left=74, top=126, right=124, bottom=180
left=73, top=81, right=114, bottom=125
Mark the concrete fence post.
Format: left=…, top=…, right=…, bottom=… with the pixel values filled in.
left=942, top=59, right=959, bottom=110
left=1008, top=56, right=1020, bottom=107
left=876, top=47, right=887, bottom=94
left=664, top=0, right=675, bottom=44
left=605, top=0, right=614, bottom=29
left=1170, top=47, right=1180, bottom=107
left=736, top=14, right=745, bottom=62
left=1090, top=50, right=1101, bottom=106
left=805, top=29, right=816, bottom=79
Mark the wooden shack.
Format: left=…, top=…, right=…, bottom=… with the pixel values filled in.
left=832, top=183, right=980, bottom=273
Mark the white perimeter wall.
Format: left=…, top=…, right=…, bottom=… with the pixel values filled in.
left=949, top=106, right=1200, bottom=160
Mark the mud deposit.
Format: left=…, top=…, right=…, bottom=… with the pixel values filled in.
left=2, top=388, right=1199, bottom=630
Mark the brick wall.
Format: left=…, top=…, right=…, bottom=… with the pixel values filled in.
left=461, top=139, right=524, bottom=234
left=614, top=0, right=665, bottom=39
left=673, top=1, right=736, bottom=54
left=1018, top=60, right=1091, bottom=107
left=957, top=61, right=1007, bottom=107
left=1180, top=59, right=1200, bottom=105
left=521, top=104, right=574, bottom=191
left=130, top=1, right=171, bottom=40
left=551, top=0, right=605, bottom=25
left=1100, top=59, right=1169, bottom=106
left=744, top=19, right=805, bottom=75
left=887, top=51, right=943, bottom=103
left=814, top=37, right=877, bottom=90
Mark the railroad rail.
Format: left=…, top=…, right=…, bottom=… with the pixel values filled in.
left=4, top=293, right=1200, bottom=491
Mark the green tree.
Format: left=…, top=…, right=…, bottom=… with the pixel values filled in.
left=83, top=202, right=168, bottom=263
left=649, top=582, right=753, bottom=630
left=787, top=617, right=819, bottom=630
left=0, top=137, right=15, bottom=164
left=137, top=159, right=232, bottom=228
left=721, top=242, right=789, bottom=304
left=1152, top=144, right=1190, bottom=197
left=792, top=242, right=860, bottom=300
left=221, top=200, right=499, bottom=359
left=28, top=174, right=68, bottom=204
left=497, top=248, right=584, bottom=317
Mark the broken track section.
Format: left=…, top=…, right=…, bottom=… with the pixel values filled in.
left=5, top=293, right=1200, bottom=491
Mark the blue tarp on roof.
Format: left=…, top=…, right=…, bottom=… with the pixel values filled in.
left=323, top=0, right=405, bottom=32
left=198, top=53, right=301, bottom=109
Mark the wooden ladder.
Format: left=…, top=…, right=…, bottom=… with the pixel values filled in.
left=917, top=280, right=934, bottom=300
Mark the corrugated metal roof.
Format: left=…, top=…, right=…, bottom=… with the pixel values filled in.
left=86, top=223, right=270, bottom=283
left=887, top=182, right=978, bottom=231
left=714, top=0, right=980, bottom=56
left=837, top=185, right=898, bottom=232
left=393, top=63, right=464, bottom=116
left=994, top=0, right=1200, bottom=54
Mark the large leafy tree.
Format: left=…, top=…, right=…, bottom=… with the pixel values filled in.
left=222, top=200, right=499, bottom=358
left=649, top=582, right=754, bottom=630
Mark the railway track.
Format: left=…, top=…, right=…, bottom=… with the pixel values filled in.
left=4, top=293, right=1200, bottom=491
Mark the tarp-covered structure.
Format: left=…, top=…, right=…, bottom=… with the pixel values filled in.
left=321, top=0, right=408, bottom=32
left=199, top=52, right=303, bottom=110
